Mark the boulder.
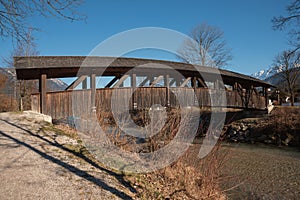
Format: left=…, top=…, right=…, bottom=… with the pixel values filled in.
left=23, top=111, right=52, bottom=124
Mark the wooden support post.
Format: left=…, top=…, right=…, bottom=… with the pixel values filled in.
left=250, top=85, right=254, bottom=108
left=215, top=80, right=219, bottom=89
left=191, top=77, right=198, bottom=106
left=264, top=87, right=269, bottom=108
left=234, top=82, right=237, bottom=106
left=245, top=88, right=251, bottom=108
left=191, top=77, right=197, bottom=88
left=164, top=74, right=170, bottom=107
left=148, top=76, right=154, bottom=86
left=175, top=78, right=181, bottom=87
left=233, top=82, right=237, bottom=90
left=131, top=73, right=137, bottom=88
left=82, top=77, right=87, bottom=89
left=131, top=73, right=137, bottom=109
left=39, top=74, right=47, bottom=114
left=218, top=79, right=225, bottom=90
left=90, top=74, right=96, bottom=113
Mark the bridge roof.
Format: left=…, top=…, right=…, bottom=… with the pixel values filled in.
left=14, top=56, right=272, bottom=88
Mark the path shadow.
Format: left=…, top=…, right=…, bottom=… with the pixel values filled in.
left=0, top=119, right=136, bottom=199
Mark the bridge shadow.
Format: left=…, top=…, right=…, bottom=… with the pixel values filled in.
left=0, top=118, right=136, bottom=199
left=225, top=109, right=268, bottom=124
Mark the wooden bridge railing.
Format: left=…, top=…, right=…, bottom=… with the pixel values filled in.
left=31, top=87, right=267, bottom=120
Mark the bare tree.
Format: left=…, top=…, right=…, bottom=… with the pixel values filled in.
left=3, top=28, right=39, bottom=110
left=3, top=28, right=38, bottom=64
left=273, top=50, right=300, bottom=106
left=177, top=23, right=232, bottom=68
left=272, top=0, right=300, bottom=53
left=0, top=0, right=85, bottom=42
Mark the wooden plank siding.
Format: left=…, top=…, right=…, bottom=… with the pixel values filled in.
left=31, top=87, right=267, bottom=120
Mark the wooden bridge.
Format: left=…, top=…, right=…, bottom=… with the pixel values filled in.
left=14, top=56, right=272, bottom=120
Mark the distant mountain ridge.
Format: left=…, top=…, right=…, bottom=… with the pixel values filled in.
left=251, top=66, right=300, bottom=88
left=0, top=67, right=68, bottom=111
left=0, top=67, right=68, bottom=93
left=251, top=66, right=285, bottom=80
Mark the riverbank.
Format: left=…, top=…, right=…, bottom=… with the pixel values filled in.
left=223, top=106, right=300, bottom=147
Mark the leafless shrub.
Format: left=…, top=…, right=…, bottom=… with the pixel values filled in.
left=107, top=107, right=230, bottom=199
left=130, top=142, right=229, bottom=200
left=270, top=107, right=300, bottom=146
left=54, top=106, right=233, bottom=199
left=0, top=94, right=18, bottom=112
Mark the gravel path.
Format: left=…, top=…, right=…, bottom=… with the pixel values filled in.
left=0, top=112, right=135, bottom=200
left=221, top=143, right=300, bottom=200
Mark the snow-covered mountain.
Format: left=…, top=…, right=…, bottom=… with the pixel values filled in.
left=251, top=66, right=284, bottom=80
left=48, top=78, right=68, bottom=91
left=251, top=65, right=300, bottom=89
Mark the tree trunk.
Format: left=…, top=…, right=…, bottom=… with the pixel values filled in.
left=291, top=92, right=295, bottom=106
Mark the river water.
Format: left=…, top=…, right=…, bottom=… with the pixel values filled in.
left=220, top=143, right=300, bottom=199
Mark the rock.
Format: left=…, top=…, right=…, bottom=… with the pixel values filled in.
left=267, top=104, right=274, bottom=114
left=282, top=134, right=294, bottom=146
left=244, top=130, right=250, bottom=137
left=241, top=124, right=248, bottom=131
left=229, top=129, right=237, bottom=136
left=23, top=111, right=52, bottom=124
left=264, top=139, right=273, bottom=144
left=244, top=137, right=251, bottom=143
left=232, top=139, right=238, bottom=142
left=238, top=134, right=245, bottom=141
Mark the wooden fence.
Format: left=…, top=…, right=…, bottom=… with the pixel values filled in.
left=31, top=87, right=267, bottom=119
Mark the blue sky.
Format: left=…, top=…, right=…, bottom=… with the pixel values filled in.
left=0, top=0, right=292, bottom=75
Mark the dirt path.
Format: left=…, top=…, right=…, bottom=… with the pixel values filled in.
left=0, top=112, right=135, bottom=200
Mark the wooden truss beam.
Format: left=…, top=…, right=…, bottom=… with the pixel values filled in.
left=169, top=78, right=176, bottom=87
left=105, top=76, right=118, bottom=88
left=197, top=77, right=207, bottom=88
left=150, top=75, right=164, bottom=87
left=66, top=75, right=88, bottom=90
left=138, top=77, right=149, bottom=87
left=180, top=77, right=191, bottom=87
left=113, top=75, right=129, bottom=88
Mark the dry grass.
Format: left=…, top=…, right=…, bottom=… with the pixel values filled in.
left=52, top=107, right=233, bottom=199
left=257, top=106, right=300, bottom=146
left=0, top=94, right=18, bottom=112
left=128, top=142, right=229, bottom=200
left=51, top=106, right=300, bottom=199
left=93, top=108, right=230, bottom=199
